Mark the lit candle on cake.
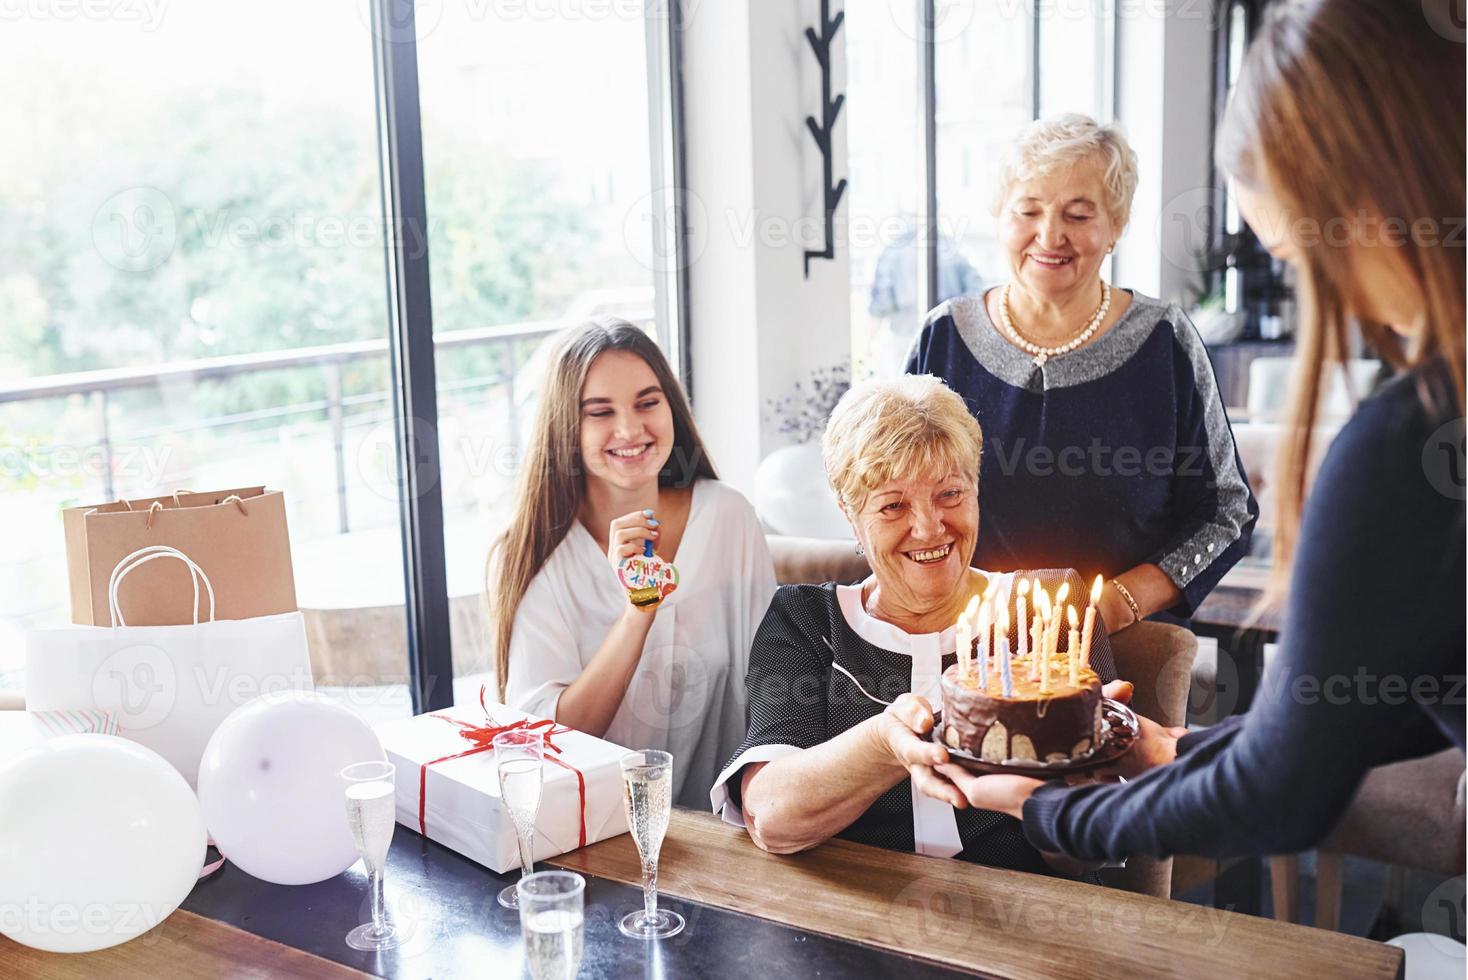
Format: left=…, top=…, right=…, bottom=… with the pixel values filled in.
left=1050, top=582, right=1070, bottom=659
left=1081, top=575, right=1101, bottom=668
left=1015, top=578, right=1030, bottom=664
left=997, top=607, right=1013, bottom=697
left=956, top=599, right=972, bottom=682
left=1067, top=604, right=1080, bottom=687
left=1039, top=613, right=1052, bottom=695
left=1032, top=586, right=1051, bottom=680
left=975, top=598, right=992, bottom=689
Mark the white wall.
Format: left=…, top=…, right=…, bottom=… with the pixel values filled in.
left=681, top=0, right=852, bottom=495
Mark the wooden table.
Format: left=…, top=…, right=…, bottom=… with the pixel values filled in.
left=0, top=909, right=370, bottom=978
left=551, top=809, right=1403, bottom=980
left=1, top=808, right=1404, bottom=979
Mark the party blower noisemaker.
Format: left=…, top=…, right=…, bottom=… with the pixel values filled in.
left=617, top=538, right=680, bottom=609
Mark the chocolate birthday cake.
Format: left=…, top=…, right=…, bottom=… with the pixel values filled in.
left=939, top=661, right=1104, bottom=765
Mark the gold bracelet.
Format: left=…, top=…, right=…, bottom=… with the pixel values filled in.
left=1109, top=578, right=1141, bottom=625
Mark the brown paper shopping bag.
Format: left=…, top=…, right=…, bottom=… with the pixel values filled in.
left=63, top=486, right=298, bottom=626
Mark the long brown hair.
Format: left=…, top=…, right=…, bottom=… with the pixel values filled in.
left=1216, top=0, right=1465, bottom=581
left=488, top=318, right=717, bottom=701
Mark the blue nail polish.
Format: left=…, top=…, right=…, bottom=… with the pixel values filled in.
left=648, top=518, right=660, bottom=527
left=642, top=509, right=654, bottom=517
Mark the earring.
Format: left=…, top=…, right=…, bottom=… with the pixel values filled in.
left=1107, top=243, right=1115, bottom=254
left=855, top=541, right=865, bottom=556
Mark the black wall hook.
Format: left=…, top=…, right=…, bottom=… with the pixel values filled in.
left=803, top=0, right=846, bottom=278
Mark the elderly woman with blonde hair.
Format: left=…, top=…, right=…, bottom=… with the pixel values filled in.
left=710, top=375, right=1121, bottom=875
left=907, top=114, right=1257, bottom=631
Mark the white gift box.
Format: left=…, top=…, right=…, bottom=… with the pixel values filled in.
left=376, top=700, right=630, bottom=874
left=0, top=709, right=119, bottom=764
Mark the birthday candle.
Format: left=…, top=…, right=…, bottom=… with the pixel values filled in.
left=1050, top=582, right=1070, bottom=658
left=1015, top=578, right=1030, bottom=665
left=976, top=598, right=992, bottom=689
left=1067, top=604, right=1080, bottom=687
left=998, top=608, right=1013, bottom=697
left=962, top=595, right=981, bottom=679
left=956, top=603, right=971, bottom=682
left=1081, top=575, right=1101, bottom=669
left=1031, top=585, right=1051, bottom=680
left=1039, top=612, right=1051, bottom=695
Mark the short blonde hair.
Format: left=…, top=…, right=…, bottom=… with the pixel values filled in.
left=993, top=113, right=1140, bottom=232
left=822, top=375, right=983, bottom=513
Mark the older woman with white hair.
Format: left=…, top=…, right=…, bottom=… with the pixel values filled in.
left=907, top=114, right=1257, bottom=629
left=710, top=375, right=1122, bottom=876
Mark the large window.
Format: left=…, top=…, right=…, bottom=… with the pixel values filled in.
left=935, top=2, right=1034, bottom=288
left=845, top=3, right=926, bottom=377
left=0, top=4, right=410, bottom=717
left=415, top=3, right=678, bottom=686
left=1038, top=1, right=1114, bottom=121
left=845, top=0, right=1116, bottom=377
left=0, top=1, right=680, bottom=715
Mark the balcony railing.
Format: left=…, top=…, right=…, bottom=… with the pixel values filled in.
left=0, top=308, right=652, bottom=534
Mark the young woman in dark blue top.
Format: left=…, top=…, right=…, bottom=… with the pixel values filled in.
left=895, top=0, right=1466, bottom=862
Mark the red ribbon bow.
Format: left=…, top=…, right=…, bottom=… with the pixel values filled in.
left=416, top=687, right=588, bottom=850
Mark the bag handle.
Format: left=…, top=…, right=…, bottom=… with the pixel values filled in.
left=107, top=545, right=217, bottom=627
left=109, top=490, right=254, bottom=518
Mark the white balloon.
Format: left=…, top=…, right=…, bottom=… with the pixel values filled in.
left=754, top=444, right=851, bottom=538
left=0, top=734, right=206, bottom=954
left=198, top=691, right=384, bottom=886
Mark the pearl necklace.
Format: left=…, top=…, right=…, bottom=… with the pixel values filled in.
left=999, top=281, right=1111, bottom=366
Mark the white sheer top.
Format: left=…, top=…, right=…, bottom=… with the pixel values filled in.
left=504, top=479, right=777, bottom=809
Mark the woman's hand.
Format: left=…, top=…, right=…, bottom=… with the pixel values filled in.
left=872, top=694, right=966, bottom=808
left=605, top=509, right=659, bottom=573
left=911, top=679, right=1181, bottom=817
left=930, top=766, right=1044, bottom=819
left=1097, top=583, right=1135, bottom=633
left=1095, top=677, right=1186, bottom=779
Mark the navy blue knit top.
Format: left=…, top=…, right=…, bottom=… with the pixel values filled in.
left=906, top=290, right=1259, bottom=617
left=1022, top=360, right=1466, bottom=860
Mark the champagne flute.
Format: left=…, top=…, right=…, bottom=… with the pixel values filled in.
left=495, top=729, right=545, bottom=909
left=342, top=760, right=406, bottom=951
left=617, top=749, right=683, bottom=939
left=517, top=870, right=585, bottom=980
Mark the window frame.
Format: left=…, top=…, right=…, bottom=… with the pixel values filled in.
left=916, top=0, right=1118, bottom=312
left=368, top=0, right=690, bottom=713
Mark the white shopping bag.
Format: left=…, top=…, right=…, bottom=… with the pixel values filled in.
left=26, top=545, right=314, bottom=788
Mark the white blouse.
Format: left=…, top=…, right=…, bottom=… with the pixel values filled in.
left=503, top=479, right=777, bottom=809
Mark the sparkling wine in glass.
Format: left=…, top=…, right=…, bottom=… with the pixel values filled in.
left=618, top=749, right=683, bottom=939
left=518, top=870, right=585, bottom=980
left=496, top=729, right=545, bottom=909
left=342, top=760, right=407, bottom=951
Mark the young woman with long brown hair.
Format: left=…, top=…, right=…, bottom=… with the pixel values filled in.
left=490, top=319, right=776, bottom=809
left=899, top=0, right=1466, bottom=860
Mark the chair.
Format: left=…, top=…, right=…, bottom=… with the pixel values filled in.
left=1270, top=747, right=1466, bottom=930
left=767, top=535, right=869, bottom=586
left=1103, top=621, right=1198, bottom=899
left=766, top=535, right=1198, bottom=899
